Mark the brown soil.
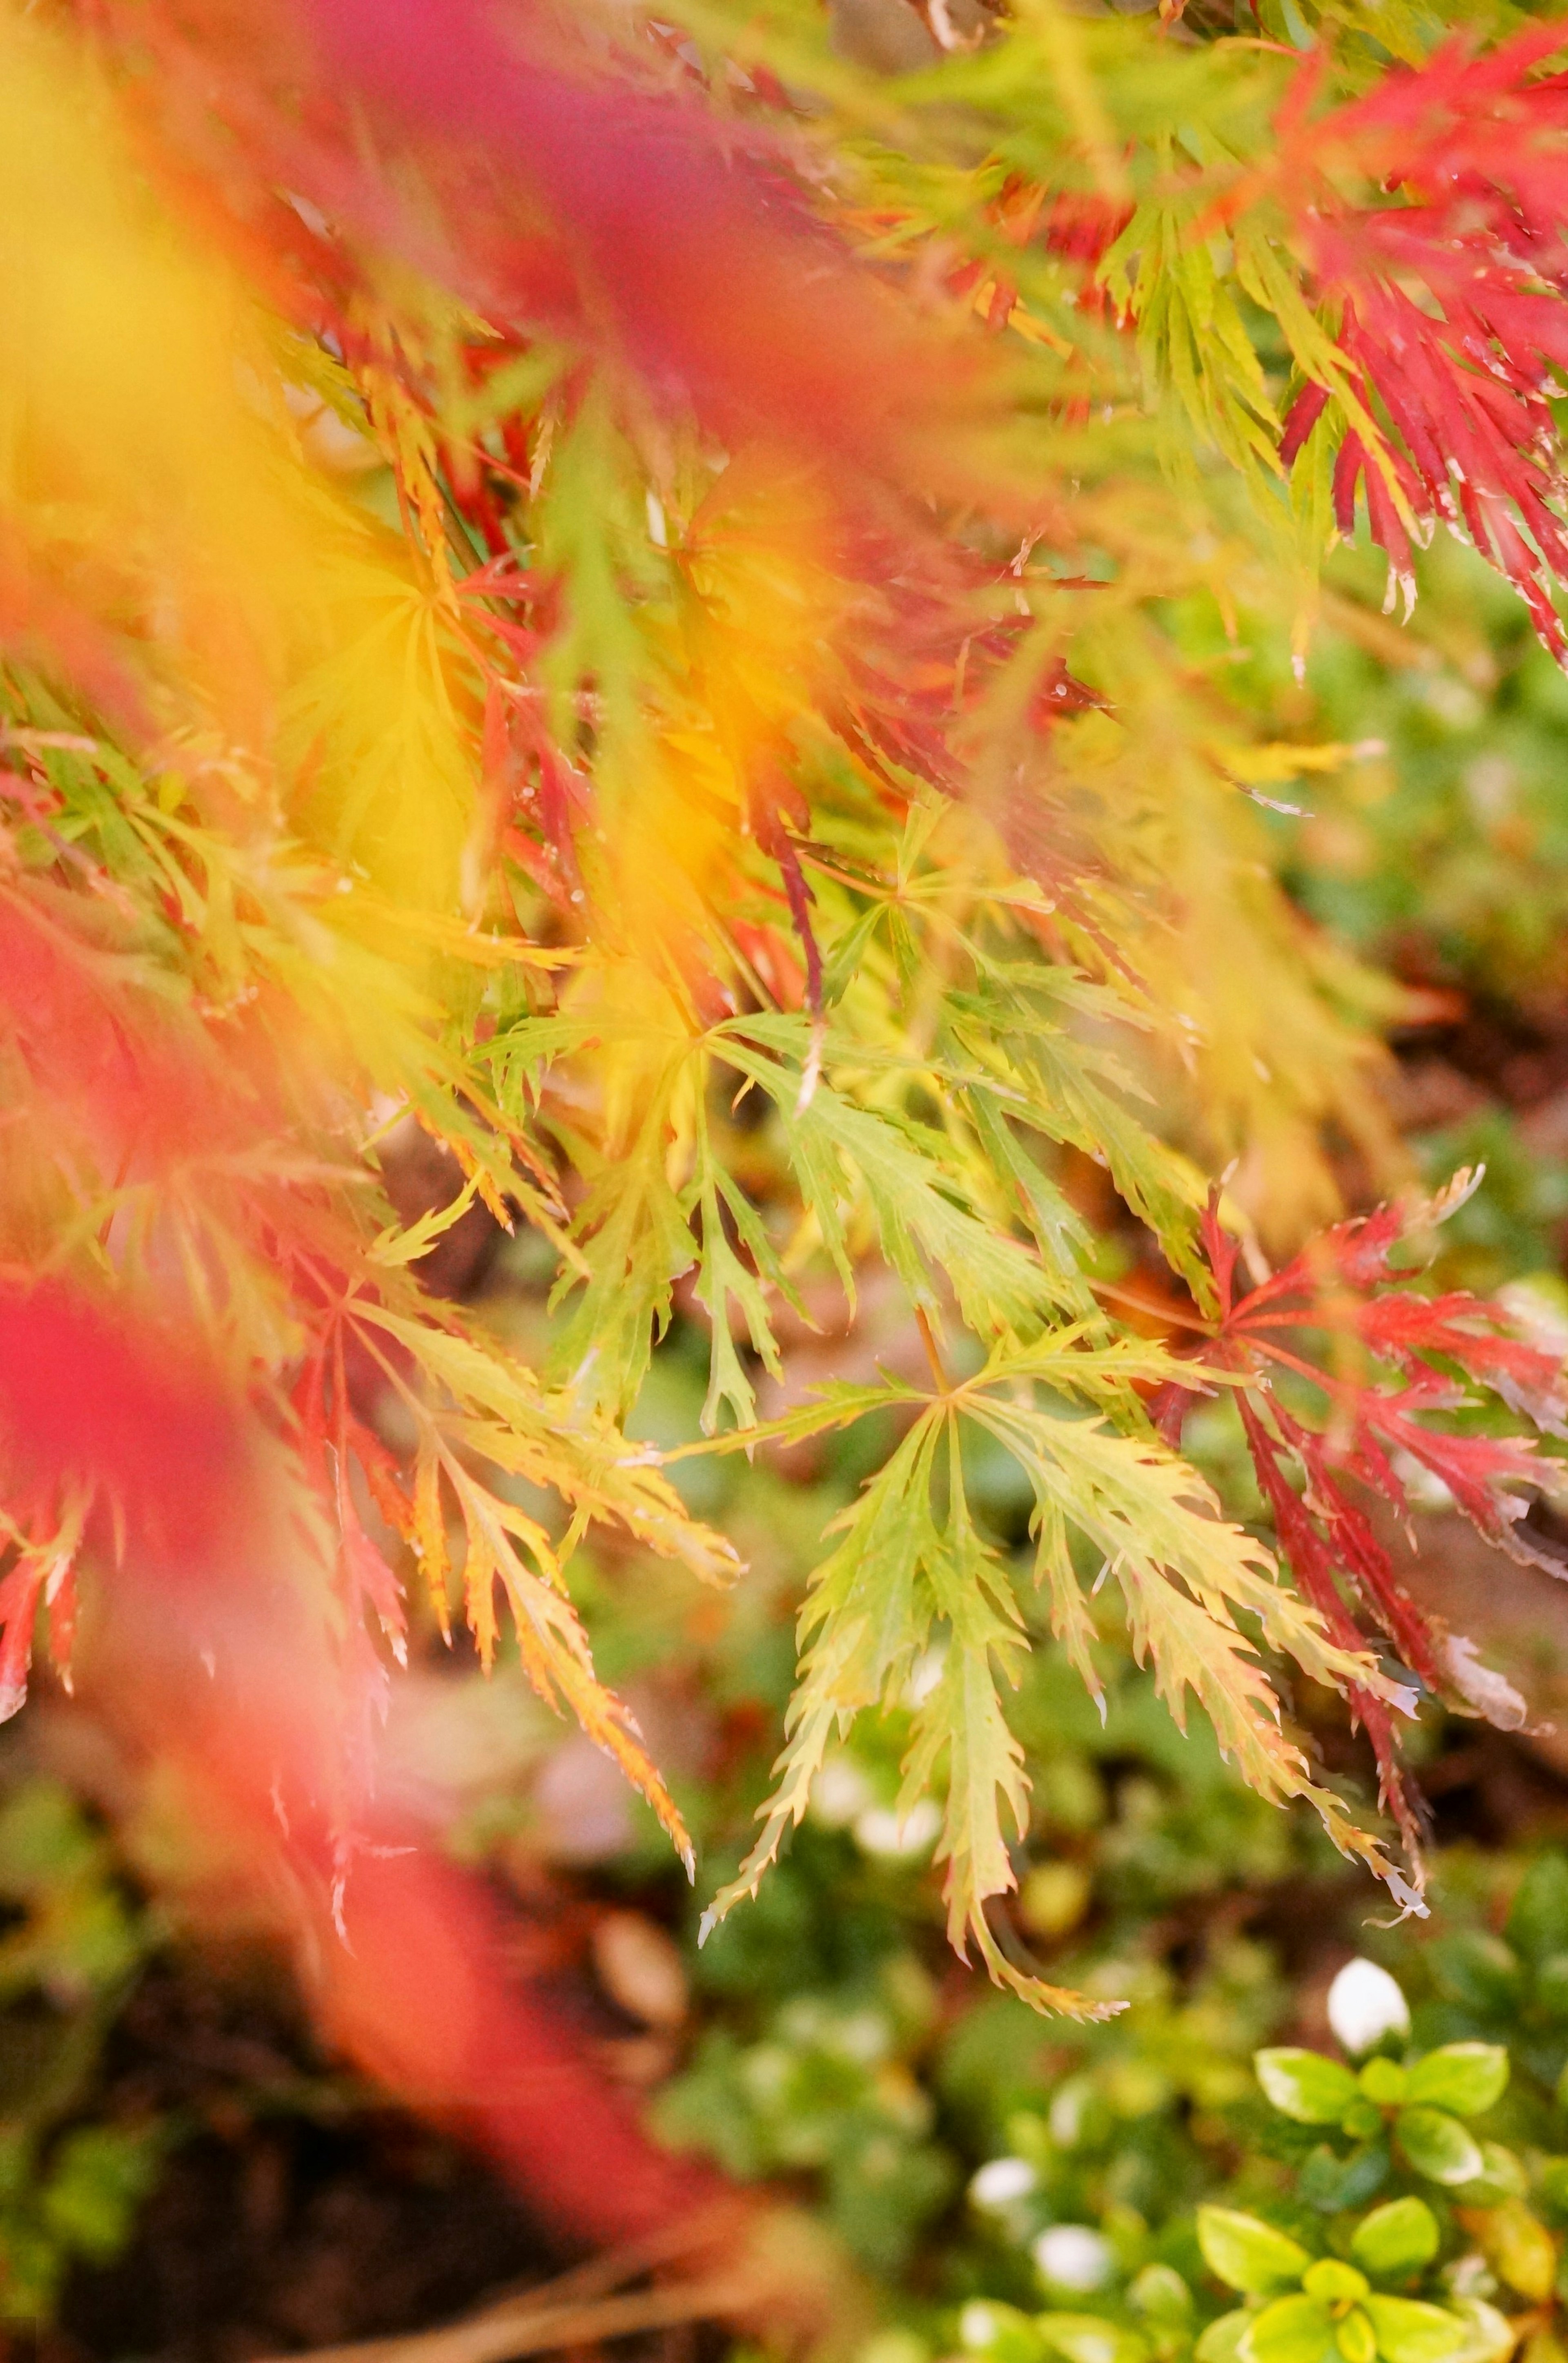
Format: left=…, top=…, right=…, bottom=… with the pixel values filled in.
left=36, top=1956, right=562, bottom=2363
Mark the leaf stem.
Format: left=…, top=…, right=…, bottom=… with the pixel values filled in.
left=1088, top=1277, right=1213, bottom=1333
left=915, top=1305, right=952, bottom=1393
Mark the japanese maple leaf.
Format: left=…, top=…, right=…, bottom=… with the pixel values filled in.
left=1152, top=1172, right=1567, bottom=1890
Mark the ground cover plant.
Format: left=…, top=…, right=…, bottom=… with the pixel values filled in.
left=10, top=0, right=1568, bottom=2345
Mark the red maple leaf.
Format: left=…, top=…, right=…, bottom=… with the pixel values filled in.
left=1270, top=28, right=1568, bottom=652
left=1153, top=1173, right=1568, bottom=1893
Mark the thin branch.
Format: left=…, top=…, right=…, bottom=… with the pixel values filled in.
left=250, top=2216, right=755, bottom=2363
left=251, top=2276, right=751, bottom=2363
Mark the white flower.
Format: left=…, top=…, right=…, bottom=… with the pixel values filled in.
left=854, top=1798, right=942, bottom=1858
left=810, top=1756, right=873, bottom=1830
left=1032, top=2225, right=1114, bottom=2291
left=960, top=2304, right=1003, bottom=2350
left=1327, top=1957, right=1410, bottom=2056
left=970, top=2156, right=1037, bottom=2209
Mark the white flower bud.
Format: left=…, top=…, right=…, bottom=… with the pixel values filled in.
left=970, top=2157, right=1037, bottom=2209
left=960, top=2303, right=1002, bottom=2350
left=853, top=1798, right=942, bottom=1857
left=1327, top=1957, right=1410, bottom=2056
left=809, top=1756, right=872, bottom=1829
left=1032, top=2225, right=1114, bottom=2291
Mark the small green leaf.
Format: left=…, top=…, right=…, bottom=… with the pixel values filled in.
left=1197, top=2314, right=1252, bottom=2363
left=1535, top=1954, right=1568, bottom=2021
left=1198, top=2207, right=1311, bottom=2295
left=1359, top=2059, right=1408, bottom=2107
left=1303, top=2263, right=1369, bottom=2306
left=1445, top=2299, right=1515, bottom=2363
left=1343, top=2098, right=1385, bottom=2142
left=1403, top=2046, right=1508, bottom=2118
left=959, top=2302, right=1044, bottom=2363
left=1130, top=2266, right=1194, bottom=2325
left=1350, top=2199, right=1439, bottom=2282
left=1360, top=2298, right=1467, bottom=2363
left=40, top=2125, right=161, bottom=2265
left=1300, top=2143, right=1390, bottom=2215
left=1294, top=2145, right=1388, bottom=2211
left=1506, top=1855, right=1568, bottom=1966
left=1459, top=2142, right=1528, bottom=2202
left=0, top=1781, right=102, bottom=1898
left=1037, top=2319, right=1141, bottom=2363
left=1256, top=2049, right=1361, bottom=2126
left=1431, top=1934, right=1522, bottom=2015
left=1479, top=2199, right=1557, bottom=2300
left=1396, top=2109, right=1486, bottom=2186
left=1246, top=2294, right=1336, bottom=2363
left=1337, top=2309, right=1376, bottom=2363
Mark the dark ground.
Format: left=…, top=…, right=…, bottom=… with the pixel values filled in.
left=42, top=1953, right=561, bottom=2363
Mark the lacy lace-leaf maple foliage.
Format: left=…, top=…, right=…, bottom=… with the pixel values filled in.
left=1151, top=1174, right=1568, bottom=1901
left=0, top=0, right=1566, bottom=2018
